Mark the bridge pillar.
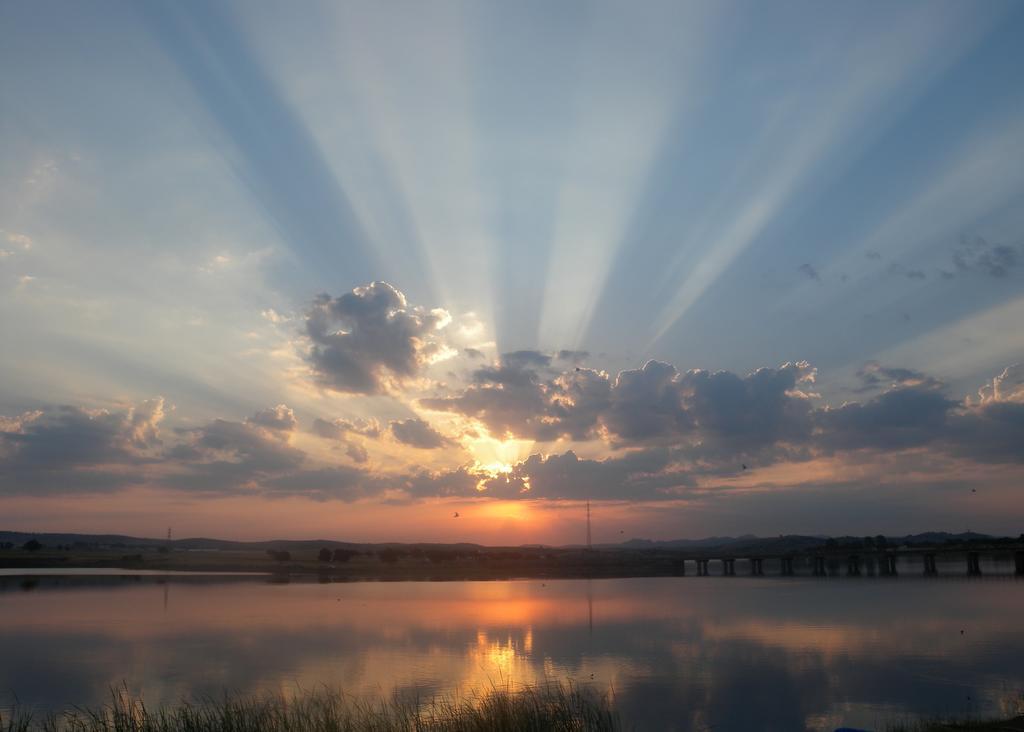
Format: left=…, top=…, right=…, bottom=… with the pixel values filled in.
left=697, top=559, right=709, bottom=576
left=781, top=557, right=794, bottom=576
left=722, top=558, right=733, bottom=576
left=1015, top=551, right=1024, bottom=576
left=673, top=559, right=686, bottom=576
left=967, top=551, right=982, bottom=576
left=879, top=554, right=897, bottom=576
left=923, top=553, right=938, bottom=576
left=813, top=556, right=826, bottom=577
left=749, top=558, right=763, bottom=576
left=847, top=555, right=861, bottom=576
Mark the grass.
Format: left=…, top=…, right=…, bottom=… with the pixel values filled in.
left=0, top=682, right=620, bottom=732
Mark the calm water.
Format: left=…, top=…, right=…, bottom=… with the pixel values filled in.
left=1, top=570, right=1023, bottom=731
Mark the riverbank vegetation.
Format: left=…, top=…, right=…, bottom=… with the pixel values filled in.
left=0, top=683, right=620, bottom=732
left=888, top=715, right=1024, bottom=730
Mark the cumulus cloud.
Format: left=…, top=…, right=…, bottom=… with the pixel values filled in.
left=3, top=356, right=1023, bottom=504
left=0, top=401, right=165, bottom=494
left=389, top=418, right=451, bottom=449
left=422, top=355, right=609, bottom=441
left=677, top=362, right=816, bottom=451
left=815, top=387, right=955, bottom=452
left=247, top=404, right=297, bottom=432
left=305, top=282, right=451, bottom=394
left=402, top=448, right=683, bottom=502
left=310, top=416, right=379, bottom=464
left=425, top=356, right=816, bottom=451
left=164, top=407, right=304, bottom=492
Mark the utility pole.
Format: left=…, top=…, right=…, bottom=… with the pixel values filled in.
left=586, top=500, right=592, bottom=550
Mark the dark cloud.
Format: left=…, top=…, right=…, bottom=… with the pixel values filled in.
left=402, top=448, right=684, bottom=502
left=261, top=466, right=375, bottom=501
left=247, top=404, right=297, bottom=432
left=422, top=361, right=552, bottom=440
left=888, top=262, right=926, bottom=280
left=951, top=236, right=1021, bottom=278
left=422, top=358, right=609, bottom=441
left=816, top=387, right=955, bottom=452
left=164, top=409, right=304, bottom=492
left=305, top=282, right=450, bottom=394
left=865, top=250, right=882, bottom=260
left=501, top=350, right=553, bottom=370
left=462, top=347, right=486, bottom=359
left=4, top=359, right=1023, bottom=504
left=0, top=402, right=163, bottom=495
left=345, top=442, right=369, bottom=464
left=797, top=263, right=820, bottom=281
left=604, top=361, right=688, bottom=441
left=496, top=448, right=684, bottom=501
left=678, top=362, right=815, bottom=451
left=389, top=418, right=451, bottom=449
left=555, top=350, right=590, bottom=363
left=311, top=417, right=381, bottom=440
left=855, top=361, right=943, bottom=393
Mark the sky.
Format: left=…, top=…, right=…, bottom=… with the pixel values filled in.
left=1, top=0, right=1023, bottom=544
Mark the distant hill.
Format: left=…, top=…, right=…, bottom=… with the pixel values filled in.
left=0, top=529, right=1012, bottom=554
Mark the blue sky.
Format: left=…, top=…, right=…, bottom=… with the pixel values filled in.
left=1, top=0, right=1023, bottom=542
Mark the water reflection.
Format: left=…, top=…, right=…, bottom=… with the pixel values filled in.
left=1, top=574, right=1022, bottom=731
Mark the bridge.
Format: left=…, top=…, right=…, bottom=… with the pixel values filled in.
left=666, top=546, right=1024, bottom=577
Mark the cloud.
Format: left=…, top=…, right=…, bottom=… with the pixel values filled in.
left=493, top=448, right=685, bottom=501
left=556, top=350, right=590, bottom=364
left=855, top=361, right=943, bottom=393
left=422, top=356, right=610, bottom=441
left=798, top=263, right=820, bottom=281
left=888, top=262, right=927, bottom=280
left=501, top=350, right=553, bottom=370
left=345, top=442, right=369, bottom=464
left=3, top=357, right=1022, bottom=505
left=677, top=362, right=816, bottom=451
left=260, top=466, right=376, bottom=501
left=389, top=418, right=451, bottom=449
left=815, top=386, right=955, bottom=452
left=402, top=448, right=684, bottom=502
left=977, top=363, right=1024, bottom=404
left=604, top=361, right=687, bottom=441
left=949, top=236, right=1021, bottom=278
left=311, top=417, right=381, bottom=440
left=164, top=408, right=305, bottom=492
left=0, top=401, right=165, bottom=495
left=425, top=357, right=817, bottom=449
left=305, top=282, right=451, bottom=394
left=5, top=232, right=33, bottom=249
left=247, top=404, right=297, bottom=432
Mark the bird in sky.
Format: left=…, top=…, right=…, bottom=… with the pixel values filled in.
left=452, top=512, right=460, bottom=518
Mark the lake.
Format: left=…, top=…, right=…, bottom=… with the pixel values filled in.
left=1, top=570, right=1022, bottom=731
